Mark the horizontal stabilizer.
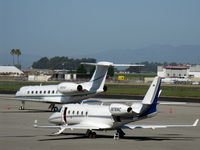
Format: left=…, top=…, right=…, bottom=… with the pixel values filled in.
left=81, top=61, right=144, bottom=67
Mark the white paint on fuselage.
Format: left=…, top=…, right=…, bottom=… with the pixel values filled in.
left=64, top=104, right=113, bottom=129
left=15, top=85, right=95, bottom=104
left=49, top=103, right=154, bottom=130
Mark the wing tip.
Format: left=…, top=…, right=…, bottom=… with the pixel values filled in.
left=193, top=119, right=199, bottom=126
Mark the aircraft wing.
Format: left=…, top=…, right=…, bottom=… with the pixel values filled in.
left=122, top=119, right=199, bottom=130
left=0, top=96, right=58, bottom=104
left=34, top=120, right=104, bottom=135
left=83, top=98, right=141, bottom=103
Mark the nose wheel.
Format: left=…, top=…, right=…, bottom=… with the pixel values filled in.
left=49, top=104, right=58, bottom=112
left=19, top=101, right=25, bottom=110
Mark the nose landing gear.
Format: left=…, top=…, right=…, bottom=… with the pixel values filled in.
left=19, top=101, right=25, bottom=110
left=48, top=103, right=58, bottom=112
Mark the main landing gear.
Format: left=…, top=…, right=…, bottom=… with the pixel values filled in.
left=114, top=128, right=125, bottom=140
left=48, top=104, right=58, bottom=112
left=86, top=130, right=96, bottom=138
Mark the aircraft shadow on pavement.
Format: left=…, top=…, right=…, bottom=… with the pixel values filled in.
left=38, top=133, right=198, bottom=141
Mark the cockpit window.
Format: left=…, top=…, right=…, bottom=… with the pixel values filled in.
left=57, top=107, right=62, bottom=112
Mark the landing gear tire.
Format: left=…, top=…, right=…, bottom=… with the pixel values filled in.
left=114, top=129, right=125, bottom=139
left=49, top=104, right=58, bottom=112
left=52, top=107, right=58, bottom=112
left=86, top=130, right=96, bottom=139
left=19, top=106, right=24, bottom=110
left=118, top=129, right=125, bottom=138
left=19, top=101, right=25, bottom=110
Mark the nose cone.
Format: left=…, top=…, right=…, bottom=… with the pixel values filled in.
left=48, top=112, right=63, bottom=125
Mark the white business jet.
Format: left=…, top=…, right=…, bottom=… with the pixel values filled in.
left=34, top=77, right=199, bottom=138
left=0, top=61, right=143, bottom=111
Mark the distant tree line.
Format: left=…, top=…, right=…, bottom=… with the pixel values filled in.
left=33, top=57, right=188, bottom=75
left=32, top=56, right=116, bottom=77
left=126, top=61, right=187, bottom=73
left=32, top=56, right=96, bottom=71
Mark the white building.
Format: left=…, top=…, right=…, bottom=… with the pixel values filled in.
left=0, top=66, right=23, bottom=76
left=158, top=65, right=200, bottom=79
left=188, top=65, right=200, bottom=78
left=157, top=65, right=189, bottom=78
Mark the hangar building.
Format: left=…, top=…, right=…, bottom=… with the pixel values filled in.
left=0, top=66, right=24, bottom=75
left=157, top=65, right=200, bottom=78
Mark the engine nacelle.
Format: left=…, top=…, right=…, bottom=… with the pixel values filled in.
left=109, top=103, right=132, bottom=116
left=57, top=82, right=83, bottom=94
left=131, top=102, right=143, bottom=114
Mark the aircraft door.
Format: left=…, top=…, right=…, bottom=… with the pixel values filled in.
left=63, top=107, right=68, bottom=123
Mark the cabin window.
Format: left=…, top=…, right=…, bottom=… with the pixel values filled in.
left=77, top=111, right=79, bottom=115
left=86, top=111, right=88, bottom=116
left=27, top=91, right=30, bottom=94
left=68, top=110, right=70, bottom=114
left=40, top=91, right=42, bottom=94
left=48, top=90, right=50, bottom=94
left=31, top=91, right=34, bottom=94
left=72, top=111, right=75, bottom=115
left=36, top=91, right=38, bottom=94
left=44, top=91, right=46, bottom=94
left=52, top=90, right=55, bottom=94
left=81, top=111, right=83, bottom=115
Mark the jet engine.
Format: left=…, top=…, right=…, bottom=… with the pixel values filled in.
left=57, top=82, right=83, bottom=94
left=109, top=103, right=132, bottom=116
left=103, top=85, right=107, bottom=92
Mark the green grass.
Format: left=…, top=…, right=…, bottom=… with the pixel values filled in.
left=105, top=84, right=200, bottom=98
left=114, top=73, right=156, bottom=78
left=1, top=81, right=200, bottom=98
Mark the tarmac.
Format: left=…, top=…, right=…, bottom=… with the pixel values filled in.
left=0, top=97, right=200, bottom=150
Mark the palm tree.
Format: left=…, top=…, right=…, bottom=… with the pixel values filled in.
left=10, top=49, right=16, bottom=65
left=15, top=49, right=21, bottom=68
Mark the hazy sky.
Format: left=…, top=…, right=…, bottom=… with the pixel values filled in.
left=1, top=0, right=200, bottom=58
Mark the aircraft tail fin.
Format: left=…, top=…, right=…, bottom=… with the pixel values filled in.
left=131, top=76, right=161, bottom=114
left=141, top=76, right=162, bottom=115
left=142, top=76, right=161, bottom=105
left=81, top=61, right=144, bottom=93
left=81, top=62, right=113, bottom=93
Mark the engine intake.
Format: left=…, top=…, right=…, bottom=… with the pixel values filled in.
left=103, top=86, right=107, bottom=92
left=77, top=85, right=83, bottom=91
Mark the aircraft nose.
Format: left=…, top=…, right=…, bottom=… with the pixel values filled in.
left=48, top=112, right=63, bottom=125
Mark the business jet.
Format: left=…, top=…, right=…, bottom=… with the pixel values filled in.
left=34, top=76, right=199, bottom=139
left=0, top=61, right=143, bottom=111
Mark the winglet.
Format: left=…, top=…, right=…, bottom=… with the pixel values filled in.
left=193, top=119, right=199, bottom=126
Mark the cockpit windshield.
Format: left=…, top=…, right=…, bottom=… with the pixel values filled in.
left=57, top=107, right=62, bottom=112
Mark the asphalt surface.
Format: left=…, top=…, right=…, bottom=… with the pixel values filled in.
left=0, top=97, right=200, bottom=150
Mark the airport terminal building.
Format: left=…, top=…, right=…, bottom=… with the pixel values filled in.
left=157, top=65, right=200, bottom=82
